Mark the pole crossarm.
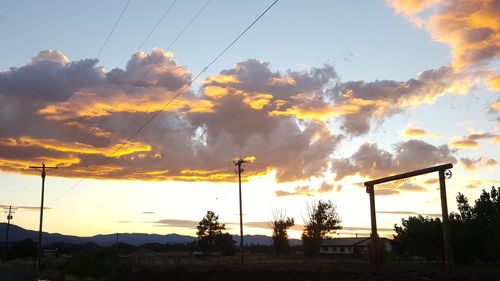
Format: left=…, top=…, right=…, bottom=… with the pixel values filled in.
left=234, top=158, right=247, bottom=267
left=364, top=163, right=453, bottom=188
left=29, top=162, right=58, bottom=269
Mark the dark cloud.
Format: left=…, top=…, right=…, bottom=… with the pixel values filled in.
left=375, top=189, right=400, bottom=196
left=332, top=139, right=456, bottom=181
left=377, top=211, right=442, bottom=217
left=342, top=226, right=393, bottom=232
left=274, top=181, right=336, bottom=197
left=0, top=49, right=342, bottom=183
left=460, top=157, right=498, bottom=170
left=0, top=205, right=51, bottom=211
left=153, top=219, right=198, bottom=228
left=450, top=132, right=500, bottom=148
left=328, top=66, right=485, bottom=136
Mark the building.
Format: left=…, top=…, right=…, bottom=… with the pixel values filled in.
left=320, top=237, right=391, bottom=257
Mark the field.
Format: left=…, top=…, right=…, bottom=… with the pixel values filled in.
left=4, top=253, right=498, bottom=281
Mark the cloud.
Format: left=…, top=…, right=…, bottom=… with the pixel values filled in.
left=449, top=132, right=500, bottom=148
left=460, top=157, right=498, bottom=170
left=423, top=178, right=439, bottom=185
left=487, top=75, right=500, bottom=90
left=342, top=226, right=394, bottom=232
left=375, top=189, right=400, bottom=196
left=142, top=211, right=156, bottom=215
left=389, top=0, right=500, bottom=71
left=0, top=49, right=344, bottom=183
left=274, top=181, right=337, bottom=197
left=153, top=219, right=198, bottom=228
left=329, top=66, right=488, bottom=136
left=466, top=179, right=500, bottom=188
left=0, top=205, right=52, bottom=211
left=386, top=0, right=443, bottom=15
left=400, top=123, right=444, bottom=138
left=377, top=210, right=442, bottom=217
left=332, top=139, right=456, bottom=181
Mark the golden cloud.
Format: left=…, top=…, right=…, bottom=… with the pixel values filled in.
left=39, top=90, right=214, bottom=120
left=386, top=0, right=443, bottom=15
left=0, top=136, right=151, bottom=158
left=487, top=75, right=500, bottom=90
left=400, top=123, right=444, bottom=138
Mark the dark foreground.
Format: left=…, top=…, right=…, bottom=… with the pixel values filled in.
left=2, top=262, right=500, bottom=281
left=35, top=263, right=500, bottom=281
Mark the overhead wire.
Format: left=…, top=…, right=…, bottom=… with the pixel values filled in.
left=45, top=0, right=132, bottom=138
left=47, top=0, right=279, bottom=205
left=75, top=0, right=209, bottom=142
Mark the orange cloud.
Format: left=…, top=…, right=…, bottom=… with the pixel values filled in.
left=389, top=0, right=500, bottom=71
left=39, top=91, right=214, bottom=120
left=387, top=0, right=443, bottom=15
left=460, top=157, right=498, bottom=170
left=400, top=123, right=444, bottom=138
left=0, top=136, right=151, bottom=158
left=449, top=132, right=500, bottom=148
left=466, top=179, right=500, bottom=188
left=487, top=75, right=500, bottom=91
left=267, top=76, right=297, bottom=86
left=207, top=74, right=239, bottom=84
left=490, top=101, right=500, bottom=111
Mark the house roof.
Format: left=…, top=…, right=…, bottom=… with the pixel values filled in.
left=320, top=237, right=370, bottom=246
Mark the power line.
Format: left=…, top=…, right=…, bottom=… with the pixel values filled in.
left=137, top=0, right=177, bottom=50
left=76, top=0, right=209, bottom=134
left=45, top=0, right=133, bottom=138
left=48, top=0, right=279, bottom=205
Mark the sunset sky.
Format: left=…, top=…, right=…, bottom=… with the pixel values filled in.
left=0, top=0, right=499, bottom=240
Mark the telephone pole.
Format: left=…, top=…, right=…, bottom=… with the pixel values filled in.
left=30, top=162, right=57, bottom=269
left=234, top=158, right=247, bottom=267
left=4, top=206, right=14, bottom=262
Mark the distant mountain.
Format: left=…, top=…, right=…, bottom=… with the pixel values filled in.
left=0, top=223, right=301, bottom=246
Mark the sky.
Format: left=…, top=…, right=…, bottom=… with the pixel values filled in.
left=0, top=0, right=499, bottom=241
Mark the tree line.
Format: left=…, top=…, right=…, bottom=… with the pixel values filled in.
left=393, top=186, right=500, bottom=264
left=196, top=200, right=342, bottom=256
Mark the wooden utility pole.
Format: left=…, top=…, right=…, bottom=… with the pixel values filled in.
left=363, top=163, right=454, bottom=273
left=4, top=206, right=14, bottom=262
left=234, top=158, right=246, bottom=267
left=30, top=163, right=57, bottom=269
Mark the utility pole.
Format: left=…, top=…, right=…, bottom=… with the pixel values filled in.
left=4, top=206, right=14, bottom=262
left=30, top=162, right=57, bottom=269
left=234, top=158, right=247, bottom=267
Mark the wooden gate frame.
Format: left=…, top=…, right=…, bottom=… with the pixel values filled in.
left=363, top=163, right=454, bottom=273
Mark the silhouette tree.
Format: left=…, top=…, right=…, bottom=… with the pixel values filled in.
left=196, top=211, right=235, bottom=255
left=301, top=200, right=342, bottom=255
left=270, top=209, right=295, bottom=254
left=393, top=186, right=500, bottom=264
left=393, top=215, right=443, bottom=260
left=451, top=186, right=500, bottom=263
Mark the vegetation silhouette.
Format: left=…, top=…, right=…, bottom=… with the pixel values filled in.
left=196, top=210, right=236, bottom=256
left=301, top=200, right=342, bottom=256
left=270, top=208, right=295, bottom=254
left=393, top=186, right=500, bottom=264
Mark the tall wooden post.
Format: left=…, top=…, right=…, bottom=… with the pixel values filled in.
left=439, top=169, right=454, bottom=273
left=364, top=163, right=454, bottom=273
left=367, top=184, right=380, bottom=272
